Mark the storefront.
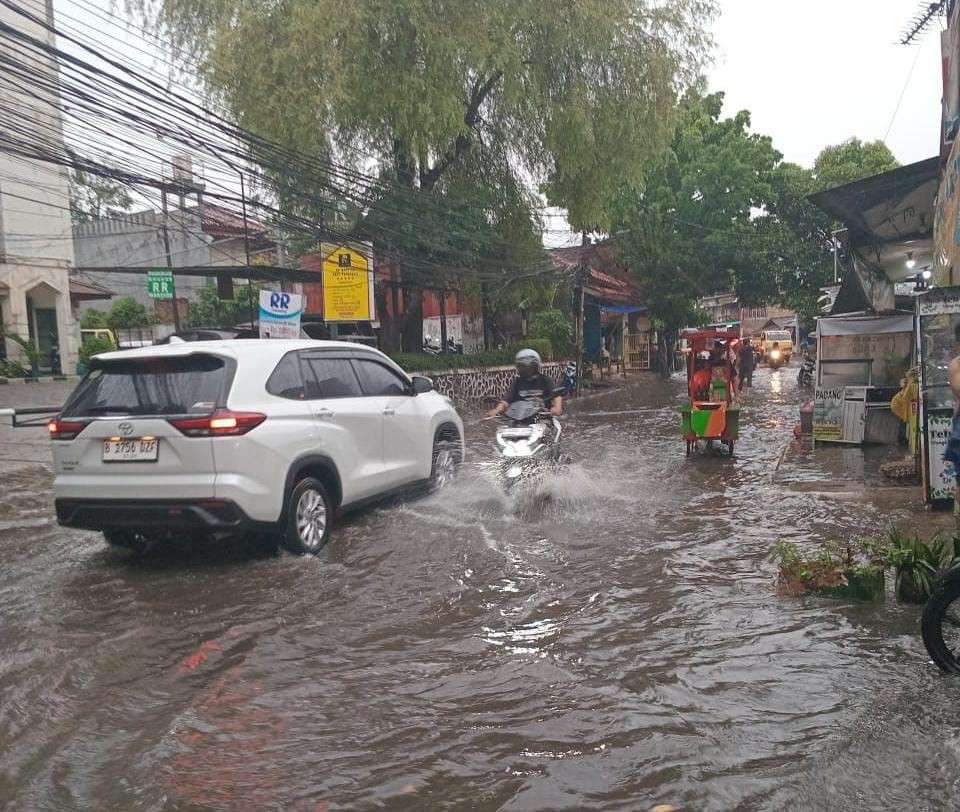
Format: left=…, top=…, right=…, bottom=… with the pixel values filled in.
left=812, top=312, right=914, bottom=446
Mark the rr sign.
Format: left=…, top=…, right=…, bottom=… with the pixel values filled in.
left=146, top=269, right=174, bottom=299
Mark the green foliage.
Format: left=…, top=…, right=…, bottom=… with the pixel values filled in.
left=812, top=138, right=900, bottom=192
left=107, top=297, right=151, bottom=329
left=79, top=335, right=116, bottom=366
left=883, top=529, right=955, bottom=604
left=80, top=309, right=109, bottom=328
left=614, top=95, right=904, bottom=329
left=772, top=539, right=884, bottom=601
left=614, top=92, right=783, bottom=336
left=0, top=330, right=43, bottom=376
left=0, top=358, right=30, bottom=378
left=70, top=165, right=134, bottom=224
left=186, top=284, right=260, bottom=328
left=391, top=339, right=553, bottom=372
left=139, top=0, right=715, bottom=233
left=528, top=310, right=573, bottom=357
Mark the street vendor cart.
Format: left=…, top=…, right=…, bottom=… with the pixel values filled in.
left=680, top=328, right=741, bottom=456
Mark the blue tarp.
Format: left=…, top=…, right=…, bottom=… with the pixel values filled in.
left=599, top=304, right=646, bottom=315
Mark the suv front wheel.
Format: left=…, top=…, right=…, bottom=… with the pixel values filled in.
left=284, top=477, right=333, bottom=555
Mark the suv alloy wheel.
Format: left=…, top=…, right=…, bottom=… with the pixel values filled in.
left=284, top=477, right=333, bottom=554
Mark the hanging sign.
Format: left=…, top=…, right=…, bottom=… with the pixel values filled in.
left=147, top=269, right=174, bottom=299
left=322, top=245, right=374, bottom=321
left=258, top=290, right=303, bottom=339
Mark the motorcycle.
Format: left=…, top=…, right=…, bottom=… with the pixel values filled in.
left=766, top=347, right=787, bottom=370
left=493, top=399, right=566, bottom=493
left=922, top=566, right=960, bottom=673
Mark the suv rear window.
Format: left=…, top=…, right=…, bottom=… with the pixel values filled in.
left=65, top=354, right=229, bottom=417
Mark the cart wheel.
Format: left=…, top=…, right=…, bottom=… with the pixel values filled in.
left=685, top=440, right=692, bottom=456
left=726, top=440, right=735, bottom=455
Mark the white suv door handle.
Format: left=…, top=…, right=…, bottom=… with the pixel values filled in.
left=315, top=407, right=334, bottom=419
left=382, top=407, right=395, bottom=416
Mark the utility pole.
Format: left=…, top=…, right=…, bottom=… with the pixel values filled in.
left=159, top=186, right=181, bottom=332
left=240, top=172, right=256, bottom=328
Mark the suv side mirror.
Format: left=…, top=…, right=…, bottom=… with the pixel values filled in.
left=411, top=375, right=434, bottom=395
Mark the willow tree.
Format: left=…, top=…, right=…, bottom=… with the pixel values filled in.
left=136, top=0, right=714, bottom=346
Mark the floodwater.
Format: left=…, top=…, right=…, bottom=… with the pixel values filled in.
left=2, top=366, right=959, bottom=810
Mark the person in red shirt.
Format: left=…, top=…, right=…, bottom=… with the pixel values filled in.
left=690, top=355, right=712, bottom=400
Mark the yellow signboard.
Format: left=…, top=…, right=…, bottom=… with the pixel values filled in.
left=322, top=245, right=372, bottom=321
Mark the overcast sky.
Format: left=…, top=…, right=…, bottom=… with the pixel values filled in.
left=709, top=0, right=942, bottom=168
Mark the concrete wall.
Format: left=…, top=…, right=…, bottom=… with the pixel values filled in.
left=0, top=1, right=78, bottom=372
left=73, top=209, right=214, bottom=316
left=413, top=362, right=566, bottom=411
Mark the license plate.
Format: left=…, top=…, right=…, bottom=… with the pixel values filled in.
left=102, top=438, right=159, bottom=462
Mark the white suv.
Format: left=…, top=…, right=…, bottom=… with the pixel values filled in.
left=51, top=340, right=464, bottom=554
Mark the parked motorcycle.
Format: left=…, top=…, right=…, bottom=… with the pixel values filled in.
left=797, top=353, right=815, bottom=387
left=493, top=398, right=566, bottom=493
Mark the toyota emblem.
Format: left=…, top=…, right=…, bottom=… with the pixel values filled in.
left=118, top=421, right=134, bottom=436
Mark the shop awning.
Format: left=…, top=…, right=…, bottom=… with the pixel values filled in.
left=817, top=312, right=914, bottom=337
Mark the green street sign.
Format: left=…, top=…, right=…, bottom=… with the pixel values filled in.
left=147, top=269, right=174, bottom=299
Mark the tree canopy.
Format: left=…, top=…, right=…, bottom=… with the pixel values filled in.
left=136, top=0, right=714, bottom=231
left=69, top=167, right=134, bottom=224
left=613, top=97, right=903, bottom=337
left=812, top=138, right=899, bottom=192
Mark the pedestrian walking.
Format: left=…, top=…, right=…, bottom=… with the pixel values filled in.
left=738, top=338, right=755, bottom=392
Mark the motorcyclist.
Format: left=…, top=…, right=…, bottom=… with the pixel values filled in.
left=488, top=348, right=563, bottom=417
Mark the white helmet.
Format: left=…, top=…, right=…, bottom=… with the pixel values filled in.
left=515, top=348, right=542, bottom=379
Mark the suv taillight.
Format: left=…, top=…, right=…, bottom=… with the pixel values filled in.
left=48, top=418, right=86, bottom=440
left=168, top=410, right=266, bottom=437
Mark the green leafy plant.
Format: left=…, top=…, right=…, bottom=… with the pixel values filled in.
left=107, top=297, right=151, bottom=329
left=0, top=358, right=30, bottom=378
left=773, top=539, right=884, bottom=601
left=79, top=335, right=116, bottom=367
left=528, top=310, right=572, bottom=358
left=80, top=309, right=109, bottom=328
left=0, top=330, right=43, bottom=377
left=882, top=529, right=955, bottom=604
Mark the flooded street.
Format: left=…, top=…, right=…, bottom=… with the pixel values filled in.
left=2, top=366, right=959, bottom=810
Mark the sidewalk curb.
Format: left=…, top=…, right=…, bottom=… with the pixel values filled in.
left=0, top=376, right=79, bottom=385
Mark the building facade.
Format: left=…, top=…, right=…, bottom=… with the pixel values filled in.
left=0, top=0, right=79, bottom=372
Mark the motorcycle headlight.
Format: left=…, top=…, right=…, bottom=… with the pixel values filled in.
left=506, top=465, right=523, bottom=479
left=770, top=349, right=781, bottom=359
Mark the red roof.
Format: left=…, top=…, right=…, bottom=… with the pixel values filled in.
left=548, top=242, right=644, bottom=307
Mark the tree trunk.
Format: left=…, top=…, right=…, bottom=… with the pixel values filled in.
left=400, top=288, right=423, bottom=352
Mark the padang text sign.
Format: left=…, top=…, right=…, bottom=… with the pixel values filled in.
left=812, top=386, right=844, bottom=442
